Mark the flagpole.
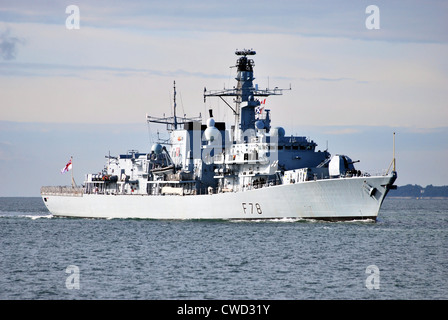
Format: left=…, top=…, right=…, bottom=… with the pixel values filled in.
left=393, top=132, right=396, bottom=172
left=71, top=156, right=77, bottom=188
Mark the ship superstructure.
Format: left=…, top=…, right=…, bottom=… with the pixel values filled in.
left=41, top=50, right=397, bottom=220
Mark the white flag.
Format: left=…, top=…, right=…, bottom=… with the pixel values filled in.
left=61, top=159, right=72, bottom=174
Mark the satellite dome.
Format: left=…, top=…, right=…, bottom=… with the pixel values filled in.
left=207, top=118, right=215, bottom=128
left=151, top=143, right=163, bottom=154
left=204, top=126, right=220, bottom=143
left=255, top=120, right=265, bottom=130
left=271, top=127, right=285, bottom=137
left=204, top=117, right=220, bottom=143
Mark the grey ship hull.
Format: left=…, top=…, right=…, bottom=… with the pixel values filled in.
left=42, top=173, right=396, bottom=221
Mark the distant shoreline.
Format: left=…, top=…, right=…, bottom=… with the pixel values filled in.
left=390, top=184, right=448, bottom=199
left=389, top=196, right=448, bottom=200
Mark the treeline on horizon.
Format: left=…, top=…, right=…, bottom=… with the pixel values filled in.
left=391, top=184, right=448, bottom=198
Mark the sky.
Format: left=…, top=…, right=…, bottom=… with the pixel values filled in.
left=0, top=0, right=447, bottom=196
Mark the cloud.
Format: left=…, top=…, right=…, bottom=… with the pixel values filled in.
left=0, top=2, right=446, bottom=129
left=299, top=77, right=369, bottom=84
left=0, top=27, right=25, bottom=60
left=323, top=128, right=361, bottom=135
left=0, top=61, right=227, bottom=79
left=2, top=0, right=447, bottom=43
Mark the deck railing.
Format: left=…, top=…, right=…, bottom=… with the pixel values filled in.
left=40, top=186, right=84, bottom=197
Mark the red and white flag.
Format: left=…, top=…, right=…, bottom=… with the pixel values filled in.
left=61, top=159, right=72, bottom=174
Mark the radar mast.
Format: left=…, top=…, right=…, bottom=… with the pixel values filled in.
left=204, top=49, right=290, bottom=141
left=147, top=80, right=202, bottom=132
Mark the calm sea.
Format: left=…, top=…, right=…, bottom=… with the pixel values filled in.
left=0, top=197, right=446, bottom=300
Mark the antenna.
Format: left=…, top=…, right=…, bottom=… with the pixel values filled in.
left=147, top=81, right=201, bottom=131
left=393, top=132, right=396, bottom=172
left=387, top=132, right=397, bottom=174
left=173, top=81, right=177, bottom=130
left=235, top=49, right=256, bottom=56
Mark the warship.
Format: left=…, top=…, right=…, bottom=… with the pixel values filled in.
left=41, top=49, right=397, bottom=220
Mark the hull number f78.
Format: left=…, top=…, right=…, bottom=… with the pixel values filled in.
left=242, top=202, right=262, bottom=214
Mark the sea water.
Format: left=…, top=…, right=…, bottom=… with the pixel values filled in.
left=0, top=197, right=446, bottom=300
